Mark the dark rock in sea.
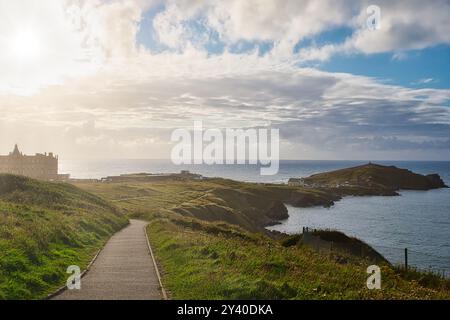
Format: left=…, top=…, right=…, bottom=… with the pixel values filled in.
left=264, top=201, right=289, bottom=221
left=287, top=193, right=337, bottom=208
left=426, top=174, right=448, bottom=188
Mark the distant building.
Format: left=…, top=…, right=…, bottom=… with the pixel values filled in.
left=0, top=144, right=68, bottom=181
left=288, top=178, right=305, bottom=187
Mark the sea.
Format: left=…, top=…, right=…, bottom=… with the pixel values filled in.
left=60, top=159, right=450, bottom=275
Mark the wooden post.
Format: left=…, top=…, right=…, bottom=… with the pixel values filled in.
left=404, top=248, right=408, bottom=271
left=330, top=241, right=333, bottom=252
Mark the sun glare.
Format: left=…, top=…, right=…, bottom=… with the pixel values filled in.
left=10, top=30, right=42, bottom=61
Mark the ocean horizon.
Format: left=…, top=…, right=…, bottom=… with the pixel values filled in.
left=60, top=159, right=450, bottom=183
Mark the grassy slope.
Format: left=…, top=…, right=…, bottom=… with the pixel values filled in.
left=75, top=178, right=450, bottom=300
left=75, top=178, right=336, bottom=231
left=0, top=175, right=128, bottom=299
left=147, top=215, right=449, bottom=299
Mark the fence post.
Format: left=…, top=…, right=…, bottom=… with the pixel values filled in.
left=404, top=248, right=408, bottom=271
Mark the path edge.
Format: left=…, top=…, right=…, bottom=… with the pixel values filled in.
left=45, top=221, right=130, bottom=300
left=144, top=224, right=168, bottom=300
left=45, top=248, right=102, bottom=300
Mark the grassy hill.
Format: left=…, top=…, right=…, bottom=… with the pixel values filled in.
left=0, top=175, right=128, bottom=299
left=302, top=163, right=447, bottom=191
left=74, top=178, right=337, bottom=232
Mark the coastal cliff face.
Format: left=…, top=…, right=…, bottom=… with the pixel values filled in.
left=172, top=186, right=291, bottom=231
left=425, top=173, right=447, bottom=189
left=264, top=201, right=289, bottom=221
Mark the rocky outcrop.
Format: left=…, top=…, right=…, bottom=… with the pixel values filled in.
left=426, top=174, right=447, bottom=189
left=286, top=192, right=337, bottom=208
left=264, top=201, right=289, bottom=221
left=300, top=163, right=448, bottom=191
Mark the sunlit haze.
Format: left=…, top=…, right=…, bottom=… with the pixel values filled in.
left=1, top=0, right=450, bottom=160
left=10, top=29, right=42, bottom=60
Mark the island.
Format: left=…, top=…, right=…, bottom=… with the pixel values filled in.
left=291, top=162, right=447, bottom=192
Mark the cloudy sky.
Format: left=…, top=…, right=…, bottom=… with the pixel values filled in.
left=1, top=0, right=449, bottom=160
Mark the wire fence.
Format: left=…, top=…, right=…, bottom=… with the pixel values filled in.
left=300, top=227, right=449, bottom=278
left=371, top=244, right=449, bottom=278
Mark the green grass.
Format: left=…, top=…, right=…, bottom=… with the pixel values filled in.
left=394, top=266, right=450, bottom=290
left=147, top=215, right=449, bottom=299
left=0, top=175, right=128, bottom=299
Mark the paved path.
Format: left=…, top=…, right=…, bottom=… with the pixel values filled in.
left=53, top=220, right=162, bottom=300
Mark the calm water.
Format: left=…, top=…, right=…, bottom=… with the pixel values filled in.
left=60, top=159, right=450, bottom=273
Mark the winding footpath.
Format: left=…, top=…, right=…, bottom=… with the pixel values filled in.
left=53, top=220, right=163, bottom=300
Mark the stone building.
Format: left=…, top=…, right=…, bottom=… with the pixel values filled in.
left=0, top=144, right=60, bottom=181
left=288, top=178, right=306, bottom=186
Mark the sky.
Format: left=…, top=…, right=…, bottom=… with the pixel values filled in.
left=0, top=0, right=449, bottom=160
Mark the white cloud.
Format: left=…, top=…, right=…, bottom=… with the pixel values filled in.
left=150, top=0, right=355, bottom=59
left=409, top=78, right=440, bottom=86
left=1, top=0, right=450, bottom=160
left=147, top=1, right=450, bottom=62
left=2, top=54, right=450, bottom=159
left=295, top=0, right=450, bottom=61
